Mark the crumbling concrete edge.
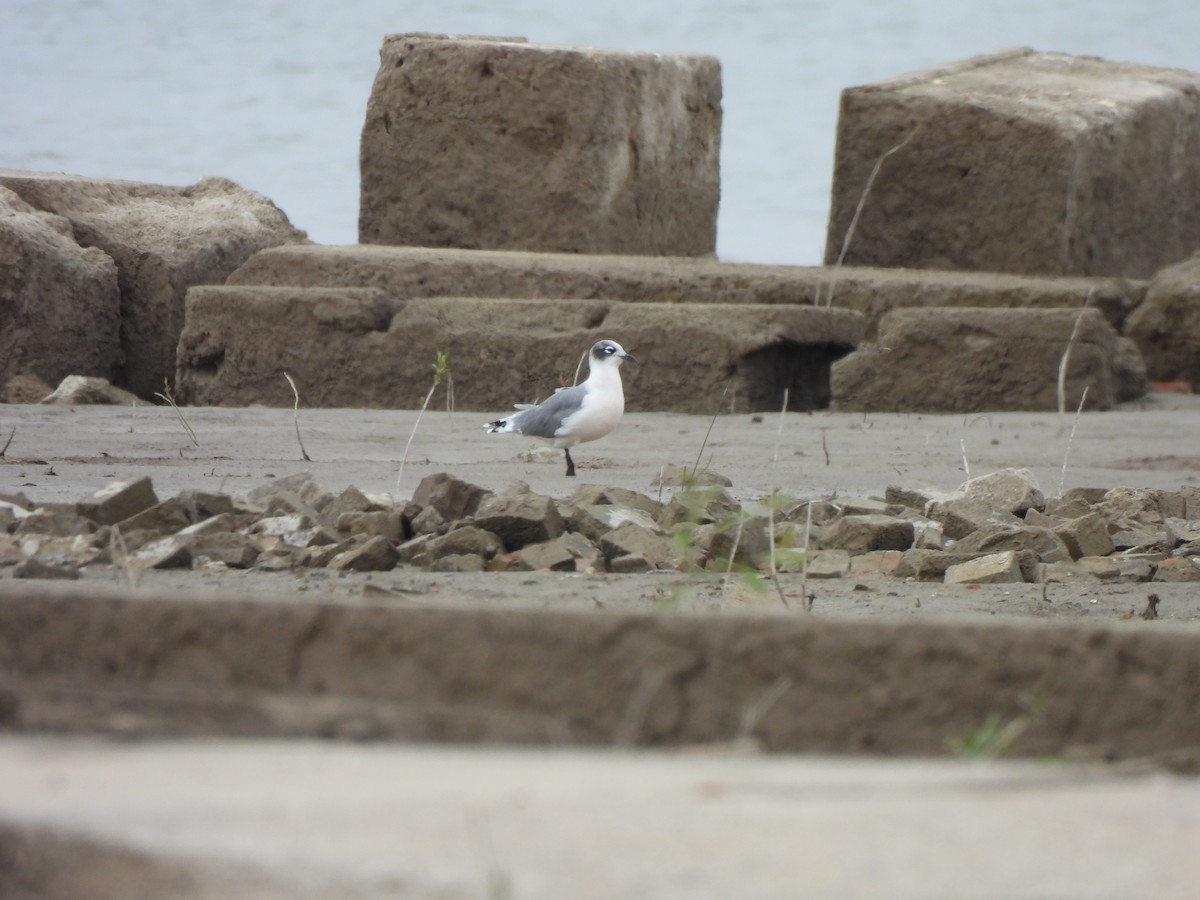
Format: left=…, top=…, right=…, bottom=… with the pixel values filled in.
left=3, top=582, right=1198, bottom=759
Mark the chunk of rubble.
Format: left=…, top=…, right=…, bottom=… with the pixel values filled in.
left=473, top=482, right=564, bottom=550
left=411, top=472, right=492, bottom=521
left=77, top=476, right=158, bottom=526
left=328, top=535, right=399, bottom=573
left=944, top=551, right=1024, bottom=585
left=820, top=514, right=915, bottom=555
left=39, top=375, right=140, bottom=406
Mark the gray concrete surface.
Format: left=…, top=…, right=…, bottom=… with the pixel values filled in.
left=1, top=736, right=1198, bottom=899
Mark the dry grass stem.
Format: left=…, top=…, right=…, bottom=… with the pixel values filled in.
left=282, top=372, right=311, bottom=462
left=721, top=514, right=747, bottom=593
left=0, top=424, right=14, bottom=458
left=960, top=438, right=971, bottom=481
left=154, top=382, right=199, bottom=447
left=820, top=125, right=922, bottom=307
left=1057, top=385, right=1089, bottom=498
left=1057, top=300, right=1092, bottom=433
left=396, top=351, right=450, bottom=501
left=108, top=524, right=139, bottom=590
left=736, top=675, right=794, bottom=747
left=772, top=388, right=789, bottom=464
left=800, top=500, right=814, bottom=612
left=616, top=669, right=670, bottom=748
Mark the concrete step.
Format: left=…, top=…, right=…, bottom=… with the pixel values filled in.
left=227, top=243, right=1136, bottom=340
left=3, top=581, right=1199, bottom=759
left=176, top=288, right=863, bottom=412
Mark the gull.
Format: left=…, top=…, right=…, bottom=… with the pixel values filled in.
left=485, top=339, right=635, bottom=476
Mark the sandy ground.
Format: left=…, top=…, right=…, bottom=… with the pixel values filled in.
left=2, top=395, right=1199, bottom=623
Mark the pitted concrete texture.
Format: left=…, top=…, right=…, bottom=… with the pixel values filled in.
left=1, top=737, right=1198, bottom=899
left=826, top=48, right=1200, bottom=278
left=227, top=243, right=1135, bottom=340
left=4, top=582, right=1200, bottom=758
left=176, top=289, right=862, bottom=412
left=359, top=34, right=721, bottom=257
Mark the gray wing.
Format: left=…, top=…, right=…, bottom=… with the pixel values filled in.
left=510, top=385, right=587, bottom=438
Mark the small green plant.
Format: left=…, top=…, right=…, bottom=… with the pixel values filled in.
left=396, top=351, right=451, bottom=499
left=949, top=691, right=1048, bottom=759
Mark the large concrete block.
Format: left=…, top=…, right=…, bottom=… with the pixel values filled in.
left=228, top=243, right=1135, bottom=341
left=0, top=170, right=307, bottom=399
left=1124, top=252, right=1200, bottom=388
left=825, top=48, right=1200, bottom=278
left=0, top=187, right=120, bottom=391
left=831, top=307, right=1143, bottom=412
left=176, top=286, right=863, bottom=413
left=359, top=34, right=721, bottom=256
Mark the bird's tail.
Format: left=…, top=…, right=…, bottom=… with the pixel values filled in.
left=484, top=417, right=514, bottom=433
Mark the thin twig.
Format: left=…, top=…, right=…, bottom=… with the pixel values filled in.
left=572, top=348, right=588, bottom=386
left=108, top=524, right=139, bottom=590
left=283, top=372, right=311, bottom=462
left=153, top=383, right=199, bottom=447
left=772, top=388, right=789, bottom=465
left=1057, top=300, right=1091, bottom=434
left=0, top=424, right=14, bottom=458
left=691, top=380, right=731, bottom=480
left=736, top=676, right=794, bottom=747
left=722, top=514, right=747, bottom=593
left=396, top=351, right=450, bottom=500
left=1057, top=385, right=1089, bottom=498
left=766, top=489, right=790, bottom=610
left=800, top=499, right=814, bottom=612
left=821, top=125, right=922, bottom=307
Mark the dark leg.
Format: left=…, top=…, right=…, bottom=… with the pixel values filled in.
left=564, top=448, right=576, bottom=477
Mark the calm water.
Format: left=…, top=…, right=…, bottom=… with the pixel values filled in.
left=3, top=0, right=1199, bottom=264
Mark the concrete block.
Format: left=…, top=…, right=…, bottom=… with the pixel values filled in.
left=227, top=243, right=1129, bottom=344
left=359, top=34, right=721, bottom=256
left=0, top=170, right=306, bottom=398
left=1125, top=252, right=1200, bottom=389
left=0, top=187, right=120, bottom=391
left=832, top=307, right=1137, bottom=412
left=176, top=286, right=864, bottom=414
left=825, top=48, right=1200, bottom=278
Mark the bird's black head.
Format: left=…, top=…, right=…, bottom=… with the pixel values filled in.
left=591, top=339, right=634, bottom=365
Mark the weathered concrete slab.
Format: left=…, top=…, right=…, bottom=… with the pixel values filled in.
left=832, top=307, right=1147, bottom=412
left=825, top=48, right=1200, bottom=278
left=360, top=33, right=721, bottom=256
left=3, top=581, right=1200, bottom=760
left=0, top=169, right=308, bottom=399
left=0, top=187, right=121, bottom=392
left=176, top=286, right=864, bottom=412
left=227, top=243, right=1140, bottom=341
left=2, top=739, right=1199, bottom=900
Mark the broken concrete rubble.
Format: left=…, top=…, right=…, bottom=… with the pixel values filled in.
left=3, top=467, right=1199, bottom=588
